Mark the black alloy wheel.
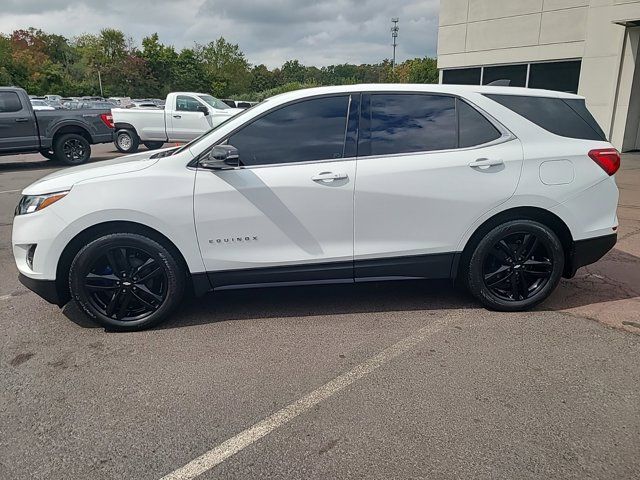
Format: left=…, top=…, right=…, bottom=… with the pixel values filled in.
left=54, top=133, right=91, bottom=165
left=83, top=246, right=168, bottom=322
left=482, top=232, right=552, bottom=301
left=69, top=233, right=185, bottom=330
left=467, top=220, right=564, bottom=311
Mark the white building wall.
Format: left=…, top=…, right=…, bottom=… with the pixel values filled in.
left=438, top=0, right=640, bottom=150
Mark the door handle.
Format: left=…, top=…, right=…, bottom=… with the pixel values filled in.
left=15, top=118, right=29, bottom=123
left=173, top=115, right=182, bottom=119
left=312, top=172, right=348, bottom=182
left=468, top=158, right=504, bottom=168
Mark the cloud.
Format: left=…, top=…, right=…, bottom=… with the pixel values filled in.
left=0, top=0, right=439, bottom=67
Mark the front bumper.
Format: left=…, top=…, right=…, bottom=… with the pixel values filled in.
left=564, top=233, right=617, bottom=278
left=18, top=273, right=65, bottom=306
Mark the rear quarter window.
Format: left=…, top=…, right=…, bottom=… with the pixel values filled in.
left=484, top=94, right=606, bottom=141
left=0, top=92, right=23, bottom=113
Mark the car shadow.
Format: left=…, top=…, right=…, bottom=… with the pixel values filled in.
left=62, top=248, right=640, bottom=331
left=0, top=148, right=131, bottom=173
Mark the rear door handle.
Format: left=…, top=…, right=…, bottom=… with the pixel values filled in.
left=173, top=114, right=182, bottom=119
left=469, top=158, right=504, bottom=168
left=15, top=118, right=29, bottom=123
left=312, top=172, right=348, bottom=182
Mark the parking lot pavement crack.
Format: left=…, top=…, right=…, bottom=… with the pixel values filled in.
left=158, top=316, right=457, bottom=480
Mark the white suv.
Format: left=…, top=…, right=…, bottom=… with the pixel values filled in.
left=12, top=84, right=619, bottom=330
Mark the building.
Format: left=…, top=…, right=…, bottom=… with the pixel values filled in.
left=437, top=0, right=640, bottom=151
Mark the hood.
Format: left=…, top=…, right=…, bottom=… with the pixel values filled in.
left=22, top=149, right=165, bottom=195
left=225, top=108, right=244, bottom=116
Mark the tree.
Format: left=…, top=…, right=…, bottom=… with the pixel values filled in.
left=198, top=37, right=251, bottom=97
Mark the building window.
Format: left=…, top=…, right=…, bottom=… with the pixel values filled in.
left=442, top=60, right=582, bottom=94
left=528, top=60, right=581, bottom=94
left=442, top=68, right=481, bottom=85
left=482, top=64, right=527, bottom=87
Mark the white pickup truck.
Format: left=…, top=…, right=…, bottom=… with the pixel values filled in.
left=111, top=92, right=242, bottom=152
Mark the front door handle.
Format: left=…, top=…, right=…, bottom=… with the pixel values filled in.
left=312, top=172, right=348, bottom=182
left=173, top=114, right=182, bottom=119
left=15, top=117, right=29, bottom=123
left=469, top=158, right=504, bottom=168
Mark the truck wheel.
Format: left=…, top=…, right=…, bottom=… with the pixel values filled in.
left=54, top=133, right=91, bottom=166
left=143, top=141, right=164, bottom=150
left=114, top=129, right=139, bottom=153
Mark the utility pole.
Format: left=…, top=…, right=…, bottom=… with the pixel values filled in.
left=97, top=69, right=104, bottom=97
left=391, top=17, right=399, bottom=72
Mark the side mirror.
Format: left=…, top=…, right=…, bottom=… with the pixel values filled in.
left=197, top=105, right=209, bottom=115
left=199, top=145, right=239, bottom=170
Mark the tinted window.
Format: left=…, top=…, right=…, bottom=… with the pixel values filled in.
left=458, top=100, right=501, bottom=147
left=176, top=96, right=202, bottom=112
left=0, top=92, right=23, bottom=113
left=369, top=94, right=456, bottom=155
left=482, top=64, right=527, bottom=87
left=229, top=95, right=349, bottom=166
left=528, top=61, right=581, bottom=93
left=442, top=68, right=481, bottom=85
left=485, top=94, right=606, bottom=141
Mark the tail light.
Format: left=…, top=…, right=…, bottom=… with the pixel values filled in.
left=100, top=113, right=114, bottom=129
left=588, top=148, right=620, bottom=176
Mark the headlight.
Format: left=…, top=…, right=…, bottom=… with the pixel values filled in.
left=15, top=191, right=69, bottom=216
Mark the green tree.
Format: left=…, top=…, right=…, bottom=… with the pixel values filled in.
left=198, top=37, right=251, bottom=97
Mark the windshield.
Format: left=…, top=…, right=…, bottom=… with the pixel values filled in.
left=173, top=101, right=263, bottom=155
left=198, top=94, right=230, bottom=110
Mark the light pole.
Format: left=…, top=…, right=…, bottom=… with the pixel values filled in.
left=391, top=18, right=399, bottom=72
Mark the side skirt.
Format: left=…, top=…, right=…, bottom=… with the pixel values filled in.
left=196, top=252, right=459, bottom=294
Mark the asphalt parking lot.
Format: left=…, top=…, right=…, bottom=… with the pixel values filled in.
left=1, top=145, right=639, bottom=480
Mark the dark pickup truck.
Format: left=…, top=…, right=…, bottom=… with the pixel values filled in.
left=0, top=86, right=114, bottom=165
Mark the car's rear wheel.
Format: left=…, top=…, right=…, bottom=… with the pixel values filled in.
left=69, top=233, right=185, bottom=331
left=467, top=220, right=564, bottom=311
left=54, top=133, right=91, bottom=165
left=114, top=129, right=139, bottom=153
left=143, top=141, right=164, bottom=150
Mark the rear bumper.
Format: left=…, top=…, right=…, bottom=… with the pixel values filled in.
left=18, top=273, right=64, bottom=306
left=565, top=233, right=617, bottom=278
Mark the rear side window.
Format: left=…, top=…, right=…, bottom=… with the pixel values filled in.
left=369, top=94, right=457, bottom=155
left=458, top=100, right=501, bottom=148
left=0, top=92, right=23, bottom=113
left=229, top=95, right=350, bottom=166
left=485, top=94, right=606, bottom=141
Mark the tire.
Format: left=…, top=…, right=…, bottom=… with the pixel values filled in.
left=467, top=220, right=564, bottom=311
left=69, top=233, right=185, bottom=331
left=143, top=141, right=164, bottom=150
left=40, top=150, right=56, bottom=160
left=114, top=129, right=139, bottom=153
left=53, top=133, right=91, bottom=165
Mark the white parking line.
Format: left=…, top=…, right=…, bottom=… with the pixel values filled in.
left=0, top=189, right=21, bottom=194
left=159, top=316, right=455, bottom=480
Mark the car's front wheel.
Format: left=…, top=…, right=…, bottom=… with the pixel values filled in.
left=114, top=129, right=140, bottom=153
left=467, top=220, right=564, bottom=311
left=69, top=233, right=185, bottom=330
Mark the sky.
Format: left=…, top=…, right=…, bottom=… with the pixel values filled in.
left=0, top=0, right=439, bottom=67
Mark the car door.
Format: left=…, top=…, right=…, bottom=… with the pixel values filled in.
left=169, top=95, right=213, bottom=141
left=354, top=92, right=523, bottom=279
left=193, top=94, right=359, bottom=287
left=0, top=91, right=38, bottom=153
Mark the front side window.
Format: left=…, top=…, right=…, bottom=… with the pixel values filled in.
left=198, top=95, right=230, bottom=110
left=176, top=96, right=203, bottom=112
left=0, top=92, right=23, bottom=113
left=369, top=94, right=457, bottom=156
left=228, top=95, right=350, bottom=166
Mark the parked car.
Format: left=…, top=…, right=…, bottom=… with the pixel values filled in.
left=111, top=92, right=242, bottom=152
left=108, top=97, right=133, bottom=108
left=44, top=95, right=62, bottom=103
left=30, top=99, right=55, bottom=111
left=12, top=84, right=619, bottom=331
left=1, top=86, right=114, bottom=165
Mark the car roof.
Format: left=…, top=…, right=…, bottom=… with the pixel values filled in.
left=267, top=83, right=585, bottom=104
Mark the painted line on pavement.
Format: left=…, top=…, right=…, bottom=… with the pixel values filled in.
left=0, top=189, right=21, bottom=194
left=159, top=316, right=455, bottom=480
